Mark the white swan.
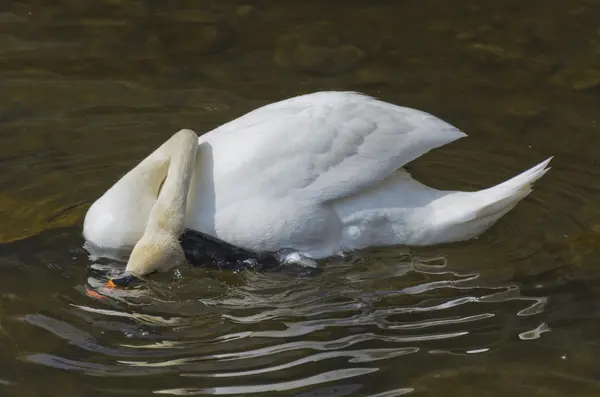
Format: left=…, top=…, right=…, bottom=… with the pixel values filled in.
left=83, top=91, right=551, bottom=280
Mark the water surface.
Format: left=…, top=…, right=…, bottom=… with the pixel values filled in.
left=1, top=1, right=600, bottom=396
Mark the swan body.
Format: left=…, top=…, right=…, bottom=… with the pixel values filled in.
left=83, top=91, right=551, bottom=276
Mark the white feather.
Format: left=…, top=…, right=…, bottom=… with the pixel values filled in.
left=84, top=91, right=551, bottom=261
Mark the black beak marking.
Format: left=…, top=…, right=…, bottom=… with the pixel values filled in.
left=108, top=272, right=142, bottom=288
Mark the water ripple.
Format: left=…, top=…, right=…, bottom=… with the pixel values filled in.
left=155, top=368, right=379, bottom=395
left=1, top=197, right=594, bottom=396
left=3, top=233, right=561, bottom=396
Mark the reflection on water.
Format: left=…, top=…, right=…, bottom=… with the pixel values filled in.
left=1, top=0, right=600, bottom=396
left=6, top=228, right=600, bottom=397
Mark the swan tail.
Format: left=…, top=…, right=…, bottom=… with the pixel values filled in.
left=477, top=156, right=551, bottom=210
left=447, top=157, right=552, bottom=240
left=335, top=157, right=552, bottom=248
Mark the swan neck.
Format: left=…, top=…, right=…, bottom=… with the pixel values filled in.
left=146, top=130, right=198, bottom=235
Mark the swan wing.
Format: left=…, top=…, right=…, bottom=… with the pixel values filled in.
left=202, top=91, right=466, bottom=203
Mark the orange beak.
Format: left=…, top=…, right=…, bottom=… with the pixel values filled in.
left=104, top=273, right=140, bottom=289
left=105, top=279, right=118, bottom=289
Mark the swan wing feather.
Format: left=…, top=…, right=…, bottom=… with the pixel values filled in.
left=202, top=91, right=466, bottom=203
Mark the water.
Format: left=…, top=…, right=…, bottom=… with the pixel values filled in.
left=1, top=1, right=600, bottom=395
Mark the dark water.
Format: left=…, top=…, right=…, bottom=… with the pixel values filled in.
left=2, top=1, right=600, bottom=396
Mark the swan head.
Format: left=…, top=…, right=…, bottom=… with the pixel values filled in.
left=107, top=232, right=185, bottom=288
left=103, top=128, right=198, bottom=288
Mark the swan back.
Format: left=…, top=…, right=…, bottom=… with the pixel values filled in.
left=196, top=92, right=467, bottom=203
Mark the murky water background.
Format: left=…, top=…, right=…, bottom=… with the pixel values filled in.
left=1, top=1, right=600, bottom=396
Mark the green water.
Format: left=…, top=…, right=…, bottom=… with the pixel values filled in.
left=1, top=0, right=600, bottom=396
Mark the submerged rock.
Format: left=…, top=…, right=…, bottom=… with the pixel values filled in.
left=0, top=193, right=85, bottom=244
left=550, top=65, right=600, bottom=90
left=151, top=23, right=235, bottom=56
left=541, top=224, right=600, bottom=282
left=354, top=62, right=397, bottom=85
left=235, top=5, right=255, bottom=17
left=274, top=23, right=369, bottom=74
left=502, top=96, right=546, bottom=118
